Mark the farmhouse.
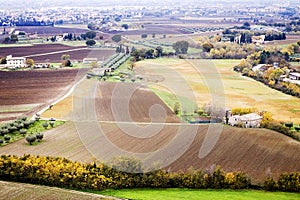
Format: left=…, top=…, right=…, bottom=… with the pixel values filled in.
left=289, top=72, right=300, bottom=81
left=228, top=113, right=263, bottom=128
left=6, top=55, right=26, bottom=68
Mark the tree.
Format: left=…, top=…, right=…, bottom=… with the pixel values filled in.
left=4, top=135, right=10, bottom=142
left=26, top=135, right=36, bottom=145
left=26, top=58, right=34, bottom=67
left=10, top=34, right=18, bottom=42
left=202, top=42, right=214, bottom=52
left=85, top=31, right=96, bottom=39
left=36, top=133, right=44, bottom=141
left=20, top=129, right=27, bottom=135
left=156, top=46, right=163, bottom=57
left=63, top=60, right=72, bottom=67
left=243, top=22, right=251, bottom=28
left=61, top=54, right=70, bottom=61
left=141, top=34, right=148, bottom=39
left=80, top=33, right=87, bottom=40
left=42, top=122, right=48, bottom=129
left=173, top=41, right=189, bottom=54
left=49, top=121, right=55, bottom=128
left=110, top=156, right=143, bottom=173
left=145, top=49, right=154, bottom=59
left=86, top=39, right=96, bottom=46
left=0, top=57, right=7, bottom=64
left=122, top=24, right=129, bottom=30
left=112, top=35, right=122, bottom=43
left=126, top=46, right=130, bottom=54
left=174, top=102, right=181, bottom=115
left=269, top=68, right=284, bottom=83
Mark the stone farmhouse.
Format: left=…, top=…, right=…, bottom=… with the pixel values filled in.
left=6, top=55, right=26, bottom=68
left=228, top=113, right=263, bottom=128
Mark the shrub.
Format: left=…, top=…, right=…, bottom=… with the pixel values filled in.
left=8, top=126, right=18, bottom=133
left=0, top=129, right=8, bottom=136
left=49, top=121, right=55, bottom=128
left=231, top=107, right=257, bottom=115
left=263, top=177, right=278, bottom=191
left=277, top=172, right=300, bottom=192
left=25, top=135, right=36, bottom=145
left=42, top=122, right=49, bottom=129
left=261, top=121, right=291, bottom=138
left=19, top=129, right=27, bottom=135
left=284, top=122, right=293, bottom=128
left=15, top=123, right=24, bottom=129
left=229, top=171, right=251, bottom=189
left=4, top=135, right=10, bottom=142
left=0, top=139, right=3, bottom=145
left=295, top=126, right=300, bottom=132
left=23, top=121, right=31, bottom=128
left=35, top=133, right=44, bottom=141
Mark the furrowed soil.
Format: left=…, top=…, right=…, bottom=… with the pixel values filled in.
left=0, top=68, right=88, bottom=121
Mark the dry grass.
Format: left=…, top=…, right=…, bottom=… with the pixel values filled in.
left=136, top=58, right=300, bottom=123
left=42, top=95, right=73, bottom=120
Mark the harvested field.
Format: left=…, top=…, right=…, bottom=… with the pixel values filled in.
left=264, top=35, right=300, bottom=46
left=15, top=26, right=87, bottom=36
left=0, top=68, right=88, bottom=121
left=135, top=58, right=300, bottom=123
left=0, top=44, right=115, bottom=63
left=30, top=48, right=115, bottom=63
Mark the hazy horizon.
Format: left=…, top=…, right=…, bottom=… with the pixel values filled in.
left=0, top=0, right=298, bottom=9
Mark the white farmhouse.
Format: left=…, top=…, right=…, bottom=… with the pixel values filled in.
left=228, top=113, right=263, bottom=128
left=6, top=55, right=26, bottom=68
left=289, top=72, right=300, bottom=81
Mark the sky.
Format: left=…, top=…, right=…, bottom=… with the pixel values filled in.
left=0, top=0, right=298, bottom=10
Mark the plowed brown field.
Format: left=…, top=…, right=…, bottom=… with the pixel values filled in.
left=0, top=120, right=299, bottom=183
left=96, top=82, right=180, bottom=123
left=0, top=68, right=87, bottom=121
left=0, top=44, right=115, bottom=63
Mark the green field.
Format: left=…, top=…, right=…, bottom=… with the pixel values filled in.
left=99, top=189, right=300, bottom=200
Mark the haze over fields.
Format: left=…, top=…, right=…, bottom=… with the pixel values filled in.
left=0, top=0, right=299, bottom=9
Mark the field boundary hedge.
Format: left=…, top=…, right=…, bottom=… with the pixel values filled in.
left=0, top=155, right=299, bottom=192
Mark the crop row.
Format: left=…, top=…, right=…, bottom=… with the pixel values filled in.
left=180, top=27, right=222, bottom=34
left=101, top=53, right=127, bottom=68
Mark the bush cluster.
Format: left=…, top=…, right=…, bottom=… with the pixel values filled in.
left=261, top=121, right=300, bottom=141
left=264, top=173, right=300, bottom=192
left=0, top=155, right=251, bottom=191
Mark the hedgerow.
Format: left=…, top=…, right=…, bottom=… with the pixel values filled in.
left=0, top=155, right=298, bottom=192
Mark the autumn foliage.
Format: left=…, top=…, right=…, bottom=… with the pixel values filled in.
left=0, top=155, right=298, bottom=192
